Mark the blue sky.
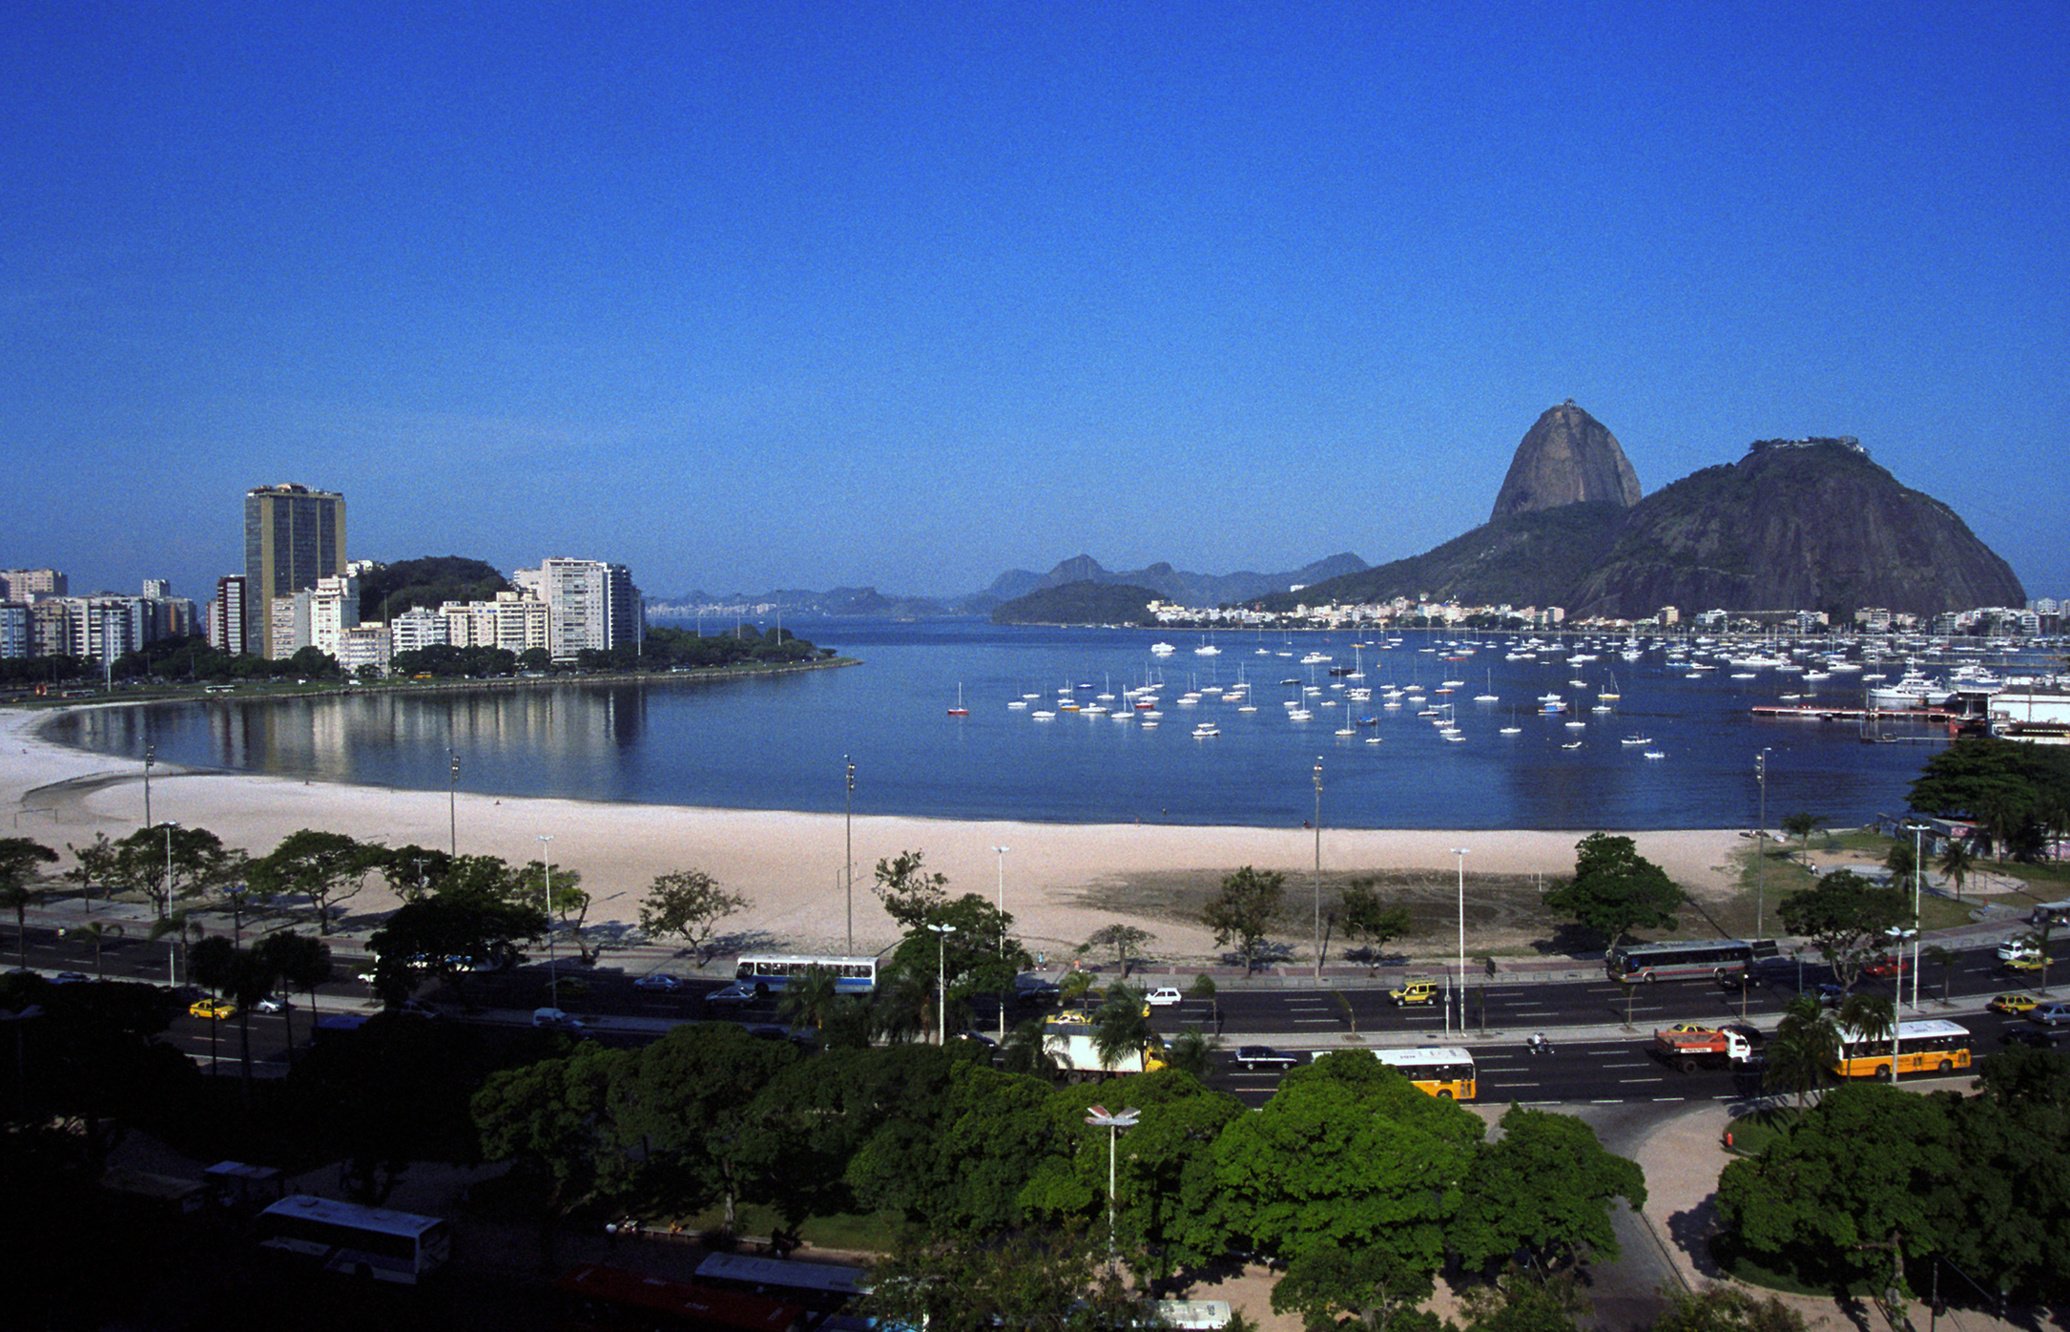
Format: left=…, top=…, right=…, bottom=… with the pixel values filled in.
left=6, top=4, right=2066, bottom=603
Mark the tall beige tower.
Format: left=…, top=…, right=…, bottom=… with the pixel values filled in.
left=243, top=484, right=346, bottom=656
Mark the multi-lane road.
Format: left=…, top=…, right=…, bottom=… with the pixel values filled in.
left=11, top=924, right=2056, bottom=1107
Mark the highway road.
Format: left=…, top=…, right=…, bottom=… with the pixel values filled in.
left=11, top=923, right=2059, bottom=1107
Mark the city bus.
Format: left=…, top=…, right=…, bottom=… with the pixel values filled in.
left=256, top=1194, right=451, bottom=1284
left=733, top=954, right=878, bottom=996
left=1314, top=1046, right=1478, bottom=1100
left=1830, top=1018, right=1973, bottom=1080
left=2029, top=899, right=2070, bottom=928
left=1606, top=938, right=1778, bottom=983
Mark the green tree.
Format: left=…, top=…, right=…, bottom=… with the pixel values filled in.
left=1214, top=1053, right=1482, bottom=1293
left=147, top=908, right=205, bottom=987
left=374, top=845, right=453, bottom=902
left=1922, top=943, right=1958, bottom=1005
left=1165, top=1027, right=1216, bottom=1080
left=1838, top=993, right=1896, bottom=1075
left=1937, top=838, right=1974, bottom=899
left=1882, top=838, right=1917, bottom=883
left=248, top=829, right=374, bottom=935
left=873, top=849, right=950, bottom=930
left=1717, top=1083, right=1953, bottom=1293
left=777, top=964, right=844, bottom=1035
left=0, top=837, right=59, bottom=970
left=472, top=1042, right=626, bottom=1265
left=254, top=930, right=332, bottom=1056
left=109, top=824, right=235, bottom=918
left=882, top=893, right=1026, bottom=1039
left=67, top=919, right=123, bottom=981
left=1340, top=879, right=1414, bottom=972
left=519, top=859, right=592, bottom=962
left=1780, top=811, right=1826, bottom=858
left=190, top=935, right=279, bottom=1091
left=1450, top=1105, right=1646, bottom=1274
left=637, top=869, right=748, bottom=963
left=1762, top=995, right=1838, bottom=1109
left=1088, top=983, right=1153, bottom=1069
left=1651, top=1285, right=1808, bottom=1332
left=1002, top=1017, right=1060, bottom=1080
left=367, top=894, right=545, bottom=1006
left=1541, top=833, right=1685, bottom=948
left=1458, top=1272, right=1587, bottom=1332
left=1083, top=923, right=1152, bottom=978
left=1777, top=869, right=1909, bottom=990
left=1202, top=866, right=1285, bottom=974
left=860, top=1226, right=1138, bottom=1332
left=1272, top=1242, right=1443, bottom=1332
left=64, top=833, right=119, bottom=912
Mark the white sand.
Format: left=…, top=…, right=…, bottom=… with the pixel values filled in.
left=1, top=705, right=1744, bottom=963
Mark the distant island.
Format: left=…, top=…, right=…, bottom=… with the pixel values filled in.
left=989, top=581, right=1161, bottom=626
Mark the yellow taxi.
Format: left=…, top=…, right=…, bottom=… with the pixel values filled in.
left=1664, top=1022, right=1719, bottom=1036
left=1988, top=992, right=2040, bottom=1015
left=188, top=997, right=238, bottom=1021
left=1388, top=978, right=1439, bottom=1006
left=2002, top=955, right=2046, bottom=974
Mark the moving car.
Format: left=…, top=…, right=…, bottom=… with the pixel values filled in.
left=1997, top=936, right=2041, bottom=963
left=189, top=998, right=237, bottom=1021
left=1388, top=978, right=1438, bottom=1006
left=1988, top=992, right=2040, bottom=1015
left=50, top=971, right=92, bottom=985
left=1662, top=1022, right=1718, bottom=1036
left=253, top=995, right=286, bottom=1014
left=2027, top=1001, right=2070, bottom=1028
left=1147, top=987, right=1184, bottom=1008
left=1862, top=955, right=1906, bottom=979
left=2000, top=1026, right=2064, bottom=1050
left=701, top=981, right=759, bottom=1010
left=532, top=1007, right=585, bottom=1030
left=1234, top=1045, right=1300, bottom=1071
left=632, top=972, right=684, bottom=993
left=2002, top=955, right=2046, bottom=975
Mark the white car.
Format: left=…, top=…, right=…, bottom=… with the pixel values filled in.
left=532, top=1007, right=585, bottom=1030
left=1997, top=936, right=2042, bottom=962
left=1147, top=986, right=1184, bottom=1008
left=253, top=995, right=286, bottom=1014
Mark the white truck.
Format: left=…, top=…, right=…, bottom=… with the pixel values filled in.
left=1653, top=1026, right=1759, bottom=1072
left=1044, top=1025, right=1169, bottom=1079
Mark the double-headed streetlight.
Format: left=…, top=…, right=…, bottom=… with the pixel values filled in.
left=142, top=742, right=155, bottom=829
left=1754, top=749, right=1773, bottom=938
left=994, top=845, right=1011, bottom=1042
left=1312, top=757, right=1324, bottom=979
left=1452, top=848, right=1470, bottom=1035
left=1910, top=822, right=1925, bottom=1011
left=928, top=922, right=957, bottom=1045
left=1084, top=1103, right=1141, bottom=1261
left=448, top=751, right=462, bottom=857
left=538, top=834, right=558, bottom=1010
left=160, top=820, right=179, bottom=919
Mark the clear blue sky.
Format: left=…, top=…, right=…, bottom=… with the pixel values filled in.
left=6, top=4, right=2066, bottom=603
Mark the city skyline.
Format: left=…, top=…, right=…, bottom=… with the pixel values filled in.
left=6, top=6, right=2067, bottom=602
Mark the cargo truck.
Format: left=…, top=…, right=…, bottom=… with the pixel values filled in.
left=1044, top=1025, right=1169, bottom=1079
left=1653, top=1026, right=1758, bottom=1072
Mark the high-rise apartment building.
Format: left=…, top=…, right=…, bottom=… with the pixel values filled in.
left=389, top=606, right=448, bottom=656
left=521, top=558, right=642, bottom=662
left=210, top=576, right=249, bottom=655
left=243, top=484, right=346, bottom=656
left=310, top=575, right=360, bottom=658
left=0, top=604, right=26, bottom=659
left=0, top=568, right=67, bottom=600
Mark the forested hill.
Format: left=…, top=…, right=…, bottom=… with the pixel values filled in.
left=356, top=556, right=509, bottom=621
left=990, top=580, right=1160, bottom=626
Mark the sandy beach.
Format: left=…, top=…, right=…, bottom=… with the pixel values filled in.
left=1, top=704, right=1745, bottom=964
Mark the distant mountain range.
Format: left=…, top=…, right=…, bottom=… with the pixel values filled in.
left=649, top=552, right=1370, bottom=620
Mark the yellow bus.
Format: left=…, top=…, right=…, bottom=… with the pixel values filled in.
left=1315, top=1046, right=1478, bottom=1100
left=1831, top=1018, right=1972, bottom=1080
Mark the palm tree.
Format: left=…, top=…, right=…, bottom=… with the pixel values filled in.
left=0, top=837, right=59, bottom=971
left=869, top=970, right=930, bottom=1044
left=1883, top=839, right=1917, bottom=883
left=1938, top=838, right=1975, bottom=900
left=1164, top=1027, right=1217, bottom=1079
left=1839, top=993, right=1897, bottom=1079
left=1764, top=995, right=1838, bottom=1109
left=1090, top=983, right=1152, bottom=1069
left=71, top=920, right=124, bottom=981
left=1922, top=944, right=1958, bottom=1006
left=256, top=931, right=332, bottom=1060
left=1001, top=1017, right=1059, bottom=1080
left=778, top=965, right=841, bottom=1034
left=148, top=909, right=204, bottom=987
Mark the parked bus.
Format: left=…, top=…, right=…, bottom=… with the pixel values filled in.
left=1314, top=1046, right=1478, bottom=1101
left=733, top=954, right=878, bottom=996
left=1607, top=938, right=1779, bottom=983
left=2029, top=899, right=2070, bottom=928
left=557, top=1263, right=810, bottom=1331
left=256, top=1194, right=451, bottom=1284
left=1830, top=1018, right=1973, bottom=1080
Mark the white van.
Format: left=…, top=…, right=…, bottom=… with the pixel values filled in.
left=532, top=1007, right=584, bottom=1030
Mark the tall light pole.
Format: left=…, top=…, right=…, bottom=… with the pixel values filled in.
left=1911, top=823, right=1924, bottom=1011
left=1312, top=757, right=1324, bottom=979
left=1453, top=848, right=1470, bottom=1035
left=994, top=845, right=1011, bottom=1043
left=844, top=756, right=856, bottom=952
left=1755, top=749, right=1772, bottom=938
left=928, top=923, right=957, bottom=1045
left=142, top=742, right=155, bottom=830
left=160, top=820, right=179, bottom=921
left=1084, top=1103, right=1140, bottom=1262
left=538, top=834, right=557, bottom=1010
left=448, top=751, right=461, bottom=857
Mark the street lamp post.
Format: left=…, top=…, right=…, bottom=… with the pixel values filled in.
left=844, top=756, right=855, bottom=953
left=927, top=923, right=957, bottom=1045
left=448, top=751, right=461, bottom=857
left=1083, top=1104, right=1140, bottom=1262
left=538, top=834, right=557, bottom=1010
left=1312, top=757, right=1323, bottom=979
left=1453, top=848, right=1470, bottom=1034
left=1911, top=823, right=1924, bottom=1011
left=160, top=820, right=179, bottom=921
left=143, top=742, right=154, bottom=830
left=1755, top=749, right=1772, bottom=938
left=994, top=845, right=1010, bottom=1043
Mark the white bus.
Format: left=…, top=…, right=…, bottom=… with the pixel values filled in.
left=257, top=1194, right=452, bottom=1284
left=733, top=954, right=878, bottom=996
left=2029, top=899, right=2070, bottom=928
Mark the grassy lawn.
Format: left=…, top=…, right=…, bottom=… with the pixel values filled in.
left=1723, top=1105, right=1801, bottom=1157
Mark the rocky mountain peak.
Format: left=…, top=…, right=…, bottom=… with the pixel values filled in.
left=1490, top=400, right=1643, bottom=521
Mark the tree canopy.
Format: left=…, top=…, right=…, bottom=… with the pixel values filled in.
left=1541, top=833, right=1685, bottom=948
left=1776, top=869, right=1909, bottom=990
left=1202, top=866, right=1286, bottom=973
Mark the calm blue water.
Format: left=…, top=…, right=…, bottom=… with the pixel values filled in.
left=47, top=619, right=1953, bottom=830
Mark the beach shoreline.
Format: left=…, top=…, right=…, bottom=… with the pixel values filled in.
left=2, top=704, right=1747, bottom=963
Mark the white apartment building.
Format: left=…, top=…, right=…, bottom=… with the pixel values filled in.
left=389, top=606, right=449, bottom=656
left=310, top=575, right=360, bottom=658
left=335, top=623, right=392, bottom=678
left=521, top=558, right=642, bottom=662
left=438, top=590, right=547, bottom=655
